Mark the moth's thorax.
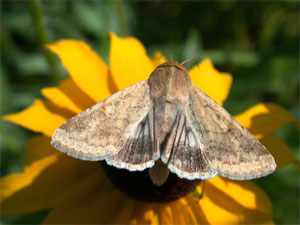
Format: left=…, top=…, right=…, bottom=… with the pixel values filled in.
left=148, top=61, right=192, bottom=105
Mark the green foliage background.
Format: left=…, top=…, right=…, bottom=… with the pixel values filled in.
left=1, top=1, right=299, bottom=224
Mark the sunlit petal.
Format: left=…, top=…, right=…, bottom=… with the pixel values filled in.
left=129, top=202, right=159, bottom=225
left=235, top=103, right=298, bottom=139
left=151, top=51, right=167, bottom=68
left=157, top=204, right=173, bottom=224
left=184, top=193, right=209, bottom=224
left=197, top=176, right=274, bottom=224
left=42, top=78, right=95, bottom=114
left=2, top=100, right=68, bottom=137
left=177, top=197, right=200, bottom=224
left=46, top=40, right=111, bottom=102
left=189, top=58, right=233, bottom=105
left=109, top=32, right=154, bottom=90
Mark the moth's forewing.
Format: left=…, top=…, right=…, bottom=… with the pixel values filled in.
left=186, top=86, right=276, bottom=180
left=51, top=80, right=152, bottom=161
left=161, top=112, right=217, bottom=180
left=105, top=107, right=160, bottom=171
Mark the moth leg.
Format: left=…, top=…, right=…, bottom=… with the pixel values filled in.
left=198, top=180, right=206, bottom=199
left=192, top=180, right=206, bottom=203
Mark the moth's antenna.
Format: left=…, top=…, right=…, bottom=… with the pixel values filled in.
left=181, top=57, right=199, bottom=65
left=163, top=50, right=174, bottom=61
left=170, top=53, right=174, bottom=61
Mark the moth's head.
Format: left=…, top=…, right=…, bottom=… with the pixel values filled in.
left=157, top=61, right=189, bottom=73
left=148, top=61, right=192, bottom=104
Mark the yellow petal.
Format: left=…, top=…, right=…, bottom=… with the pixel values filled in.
left=46, top=40, right=110, bottom=102
left=260, top=134, right=298, bottom=167
left=75, top=189, right=127, bottom=224
left=129, top=202, right=159, bottom=225
left=189, top=58, right=233, bottom=105
left=139, top=204, right=159, bottom=225
left=113, top=198, right=136, bottom=224
left=42, top=171, right=107, bottom=224
left=167, top=202, right=186, bottom=224
left=235, top=103, right=298, bottom=139
left=24, top=135, right=58, bottom=167
left=184, top=193, right=209, bottom=224
left=42, top=78, right=95, bottom=114
left=1, top=155, right=57, bottom=204
left=2, top=99, right=68, bottom=137
left=212, top=176, right=272, bottom=215
left=152, top=51, right=167, bottom=68
left=128, top=199, right=202, bottom=225
left=157, top=204, right=173, bottom=225
left=198, top=176, right=273, bottom=225
left=176, top=197, right=199, bottom=224
left=1, top=154, right=100, bottom=217
left=115, top=200, right=163, bottom=225
left=109, top=32, right=154, bottom=90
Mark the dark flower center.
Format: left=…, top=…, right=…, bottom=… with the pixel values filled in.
left=101, top=162, right=201, bottom=203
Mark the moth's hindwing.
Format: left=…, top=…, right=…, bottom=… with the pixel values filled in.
left=161, top=112, right=217, bottom=180
left=186, top=86, right=276, bottom=180
left=51, top=80, right=151, bottom=161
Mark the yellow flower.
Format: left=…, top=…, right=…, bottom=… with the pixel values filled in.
left=1, top=32, right=298, bottom=224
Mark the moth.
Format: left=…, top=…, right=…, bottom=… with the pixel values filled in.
left=51, top=61, right=276, bottom=186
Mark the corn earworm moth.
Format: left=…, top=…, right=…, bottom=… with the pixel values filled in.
left=51, top=61, right=276, bottom=185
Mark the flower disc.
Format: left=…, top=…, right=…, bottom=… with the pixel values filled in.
left=101, top=162, right=201, bottom=203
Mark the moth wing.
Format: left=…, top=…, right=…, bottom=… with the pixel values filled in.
left=161, top=112, right=217, bottom=180
left=106, top=107, right=160, bottom=171
left=51, top=80, right=152, bottom=161
left=186, top=86, right=276, bottom=180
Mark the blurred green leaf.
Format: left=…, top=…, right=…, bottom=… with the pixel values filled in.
left=16, top=54, right=48, bottom=75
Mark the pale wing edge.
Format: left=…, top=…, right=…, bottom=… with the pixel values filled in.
left=51, top=129, right=121, bottom=161
left=167, top=164, right=217, bottom=180
left=105, top=157, right=159, bottom=171
left=212, top=163, right=276, bottom=180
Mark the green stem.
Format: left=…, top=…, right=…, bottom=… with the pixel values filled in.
left=27, top=0, right=61, bottom=84
left=115, top=0, right=130, bottom=36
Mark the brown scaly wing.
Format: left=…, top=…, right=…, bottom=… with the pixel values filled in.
left=161, top=112, right=217, bottom=180
left=51, top=80, right=153, bottom=161
left=105, top=107, right=160, bottom=171
left=185, top=86, right=276, bottom=180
